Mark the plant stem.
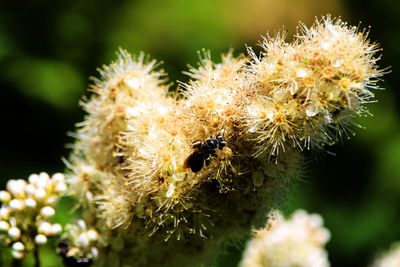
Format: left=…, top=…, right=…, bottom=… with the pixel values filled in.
left=34, top=243, right=40, bottom=267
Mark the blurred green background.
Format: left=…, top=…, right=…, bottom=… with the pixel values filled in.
left=0, top=0, right=399, bottom=266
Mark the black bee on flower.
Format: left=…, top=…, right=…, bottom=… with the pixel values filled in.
left=184, top=134, right=227, bottom=173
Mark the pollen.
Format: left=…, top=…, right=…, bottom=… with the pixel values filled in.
left=224, top=108, right=233, bottom=117
left=338, top=77, right=351, bottom=90
left=169, top=130, right=178, bottom=136
left=302, top=75, right=316, bottom=87
left=322, top=66, right=336, bottom=80
left=273, top=112, right=287, bottom=124
left=115, top=106, right=126, bottom=116
left=205, top=99, right=216, bottom=109
left=259, top=110, right=267, bottom=119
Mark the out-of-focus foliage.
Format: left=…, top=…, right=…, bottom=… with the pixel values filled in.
left=0, top=0, right=399, bottom=266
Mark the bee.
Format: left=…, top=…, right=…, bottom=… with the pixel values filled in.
left=184, top=135, right=227, bottom=173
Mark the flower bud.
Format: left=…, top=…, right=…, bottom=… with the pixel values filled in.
left=12, top=241, right=25, bottom=251
left=91, top=247, right=99, bottom=258
left=77, top=219, right=86, bottom=230
left=0, top=220, right=10, bottom=232
left=78, top=232, right=90, bottom=248
left=9, top=199, right=24, bottom=211
left=45, top=196, right=58, bottom=206
left=35, top=234, right=47, bottom=245
left=12, top=250, right=24, bottom=259
left=54, top=182, right=67, bottom=193
left=24, top=184, right=36, bottom=195
left=38, top=221, right=52, bottom=235
left=0, top=191, right=11, bottom=203
left=25, top=198, right=37, bottom=209
left=52, top=173, right=65, bottom=183
left=34, top=188, right=47, bottom=201
left=8, top=227, right=21, bottom=240
left=51, top=223, right=62, bottom=235
left=7, top=179, right=26, bottom=198
left=37, top=172, right=50, bottom=188
left=28, top=174, right=40, bottom=185
left=0, top=207, right=10, bottom=219
left=87, top=229, right=99, bottom=242
left=40, top=206, right=55, bottom=218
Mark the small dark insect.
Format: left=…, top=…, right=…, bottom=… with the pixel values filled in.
left=184, top=135, right=227, bottom=173
left=57, top=239, right=93, bottom=267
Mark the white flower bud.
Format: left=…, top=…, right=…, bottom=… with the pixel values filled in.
left=25, top=198, right=37, bottom=209
left=45, top=196, right=58, bottom=206
left=0, top=207, right=10, bottom=219
left=9, top=199, right=25, bottom=211
left=8, top=227, right=21, bottom=240
left=7, top=179, right=26, bottom=197
left=24, top=184, right=36, bottom=195
left=91, top=247, right=99, bottom=258
left=78, top=232, right=90, bottom=248
left=40, top=206, right=55, bottom=218
left=0, top=190, right=11, bottom=203
left=37, top=172, right=50, bottom=188
left=28, top=174, right=40, bottom=185
left=77, top=219, right=87, bottom=230
left=34, top=188, right=47, bottom=201
left=50, top=223, right=62, bottom=235
left=12, top=250, right=24, bottom=259
left=0, top=220, right=10, bottom=231
left=38, top=221, right=52, bottom=235
left=54, top=182, right=67, bottom=193
left=52, top=173, right=65, bottom=183
left=12, top=241, right=25, bottom=251
left=35, top=234, right=47, bottom=245
left=87, top=229, right=99, bottom=242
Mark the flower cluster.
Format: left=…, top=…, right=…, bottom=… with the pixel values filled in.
left=370, top=242, right=400, bottom=267
left=61, top=219, right=101, bottom=261
left=240, top=210, right=331, bottom=267
left=64, top=16, right=383, bottom=266
left=0, top=172, right=66, bottom=260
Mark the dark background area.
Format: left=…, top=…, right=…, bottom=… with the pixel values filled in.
left=0, top=0, right=399, bottom=266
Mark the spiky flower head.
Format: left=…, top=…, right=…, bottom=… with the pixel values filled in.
left=240, top=210, right=331, bottom=267
left=65, top=15, right=384, bottom=266
left=245, top=16, right=384, bottom=156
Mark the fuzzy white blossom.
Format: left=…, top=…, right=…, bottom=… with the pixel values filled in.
left=240, top=210, right=331, bottom=267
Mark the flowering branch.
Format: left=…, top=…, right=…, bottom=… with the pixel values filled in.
left=0, top=15, right=386, bottom=266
